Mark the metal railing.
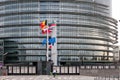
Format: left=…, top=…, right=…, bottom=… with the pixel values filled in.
left=94, top=75, right=120, bottom=80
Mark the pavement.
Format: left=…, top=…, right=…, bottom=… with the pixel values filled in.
left=0, top=75, right=95, bottom=80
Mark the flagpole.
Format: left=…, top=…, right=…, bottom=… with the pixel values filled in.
left=51, top=20, right=57, bottom=65
left=46, top=20, right=49, bottom=61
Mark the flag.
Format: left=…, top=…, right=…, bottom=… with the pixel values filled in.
left=42, top=38, right=47, bottom=45
left=49, top=23, right=56, bottom=28
left=40, top=20, right=47, bottom=30
left=40, top=21, right=56, bottom=34
left=49, top=44, right=52, bottom=49
left=41, top=25, right=53, bottom=34
left=42, top=37, right=56, bottom=46
left=42, top=29, right=52, bottom=34
left=49, top=37, right=56, bottom=45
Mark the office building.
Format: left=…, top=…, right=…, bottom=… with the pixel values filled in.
left=0, top=0, right=118, bottom=65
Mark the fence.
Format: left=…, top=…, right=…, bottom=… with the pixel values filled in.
left=53, top=65, right=120, bottom=75
left=94, top=75, right=120, bottom=80
left=5, top=61, right=53, bottom=75
left=78, top=65, right=118, bottom=69
left=53, top=66, right=80, bottom=75
left=5, top=64, right=120, bottom=75
left=6, top=65, right=37, bottom=75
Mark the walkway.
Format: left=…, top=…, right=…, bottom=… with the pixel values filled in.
left=0, top=75, right=94, bottom=80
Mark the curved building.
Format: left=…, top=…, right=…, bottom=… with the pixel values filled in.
left=0, top=0, right=117, bottom=65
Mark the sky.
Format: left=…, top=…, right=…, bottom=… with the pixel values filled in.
left=112, top=0, right=120, bottom=45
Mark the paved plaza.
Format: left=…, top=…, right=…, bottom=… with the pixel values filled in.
left=0, top=75, right=95, bottom=80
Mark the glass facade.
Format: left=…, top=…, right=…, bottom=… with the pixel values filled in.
left=0, top=0, right=117, bottom=65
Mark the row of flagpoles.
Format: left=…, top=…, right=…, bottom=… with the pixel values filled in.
left=40, top=20, right=57, bottom=62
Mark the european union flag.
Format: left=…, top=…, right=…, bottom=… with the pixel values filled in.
left=42, top=38, right=47, bottom=45
left=49, top=37, right=56, bottom=45
left=42, top=37, right=56, bottom=46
